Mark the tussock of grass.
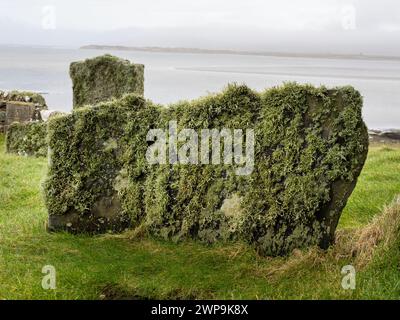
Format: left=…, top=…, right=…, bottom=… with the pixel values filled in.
left=336, top=196, right=400, bottom=268
left=250, top=194, right=400, bottom=284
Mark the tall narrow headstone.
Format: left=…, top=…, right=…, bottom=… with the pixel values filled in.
left=70, top=54, right=144, bottom=109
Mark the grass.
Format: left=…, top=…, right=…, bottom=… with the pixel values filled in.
left=1, top=133, right=400, bottom=299
left=340, top=145, right=400, bottom=228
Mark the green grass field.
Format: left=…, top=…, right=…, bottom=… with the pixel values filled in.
left=1, top=133, right=400, bottom=300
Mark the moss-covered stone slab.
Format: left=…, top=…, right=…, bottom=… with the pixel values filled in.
left=70, top=54, right=144, bottom=109
left=44, top=83, right=368, bottom=255
left=6, top=121, right=47, bottom=157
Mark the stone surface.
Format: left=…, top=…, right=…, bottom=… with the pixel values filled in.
left=44, top=83, right=369, bottom=256
left=5, top=102, right=37, bottom=125
left=0, top=91, right=47, bottom=133
left=47, top=195, right=131, bottom=234
left=70, top=54, right=144, bottom=109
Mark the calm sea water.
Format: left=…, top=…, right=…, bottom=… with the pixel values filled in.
left=0, top=46, right=399, bottom=129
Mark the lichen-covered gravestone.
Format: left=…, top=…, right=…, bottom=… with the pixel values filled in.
left=44, top=83, right=368, bottom=256
left=70, top=54, right=144, bottom=109
left=2, top=90, right=48, bottom=155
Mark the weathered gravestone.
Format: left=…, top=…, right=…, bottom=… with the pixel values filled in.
left=44, top=83, right=368, bottom=256
left=6, top=102, right=38, bottom=124
left=2, top=90, right=48, bottom=155
left=0, top=90, right=47, bottom=133
left=70, top=54, right=144, bottom=109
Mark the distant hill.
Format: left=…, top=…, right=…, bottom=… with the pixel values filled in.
left=81, top=45, right=400, bottom=61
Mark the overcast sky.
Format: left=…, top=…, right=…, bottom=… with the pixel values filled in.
left=1, top=0, right=400, bottom=54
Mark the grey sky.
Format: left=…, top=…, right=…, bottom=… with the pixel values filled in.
left=1, top=0, right=400, bottom=54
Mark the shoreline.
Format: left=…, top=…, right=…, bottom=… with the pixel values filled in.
left=81, top=45, right=400, bottom=62
left=369, top=129, right=400, bottom=144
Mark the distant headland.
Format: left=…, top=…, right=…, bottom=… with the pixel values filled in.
left=81, top=45, right=400, bottom=61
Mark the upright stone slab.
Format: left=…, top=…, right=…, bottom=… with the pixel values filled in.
left=5, top=102, right=37, bottom=125
left=44, top=83, right=369, bottom=256
left=70, top=54, right=144, bottom=109
left=1, top=90, right=48, bottom=153
left=45, top=95, right=154, bottom=233
left=0, top=90, right=47, bottom=132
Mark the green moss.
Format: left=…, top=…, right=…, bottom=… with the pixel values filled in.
left=44, top=94, right=160, bottom=232
left=70, top=54, right=144, bottom=109
left=44, top=83, right=368, bottom=256
left=6, top=121, right=47, bottom=157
